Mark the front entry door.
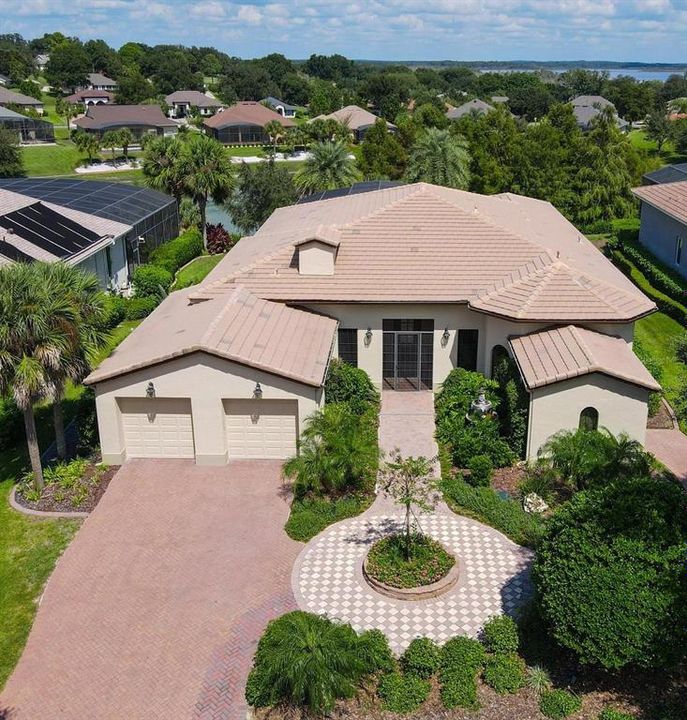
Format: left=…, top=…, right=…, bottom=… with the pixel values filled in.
left=382, top=320, right=434, bottom=391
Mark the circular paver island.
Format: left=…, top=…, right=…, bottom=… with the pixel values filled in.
left=292, top=512, right=534, bottom=653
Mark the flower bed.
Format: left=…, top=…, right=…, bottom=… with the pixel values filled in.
left=365, top=532, right=455, bottom=589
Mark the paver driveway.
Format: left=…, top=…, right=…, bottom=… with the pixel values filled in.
left=0, top=460, right=299, bottom=720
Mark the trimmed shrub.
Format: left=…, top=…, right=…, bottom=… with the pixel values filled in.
left=616, top=240, right=686, bottom=306
left=358, top=629, right=395, bottom=674
left=451, top=421, right=515, bottom=468
left=633, top=337, right=663, bottom=416
left=124, top=296, right=159, bottom=320
left=101, top=294, right=128, bottom=329
left=539, top=689, right=582, bottom=719
left=598, top=709, right=633, bottom=720
left=441, top=636, right=487, bottom=672
left=131, top=264, right=173, bottom=299
left=285, top=494, right=373, bottom=542
left=483, top=653, right=526, bottom=694
left=439, top=636, right=485, bottom=710
left=75, top=388, right=99, bottom=454
left=324, top=358, right=379, bottom=415
left=482, top=615, right=519, bottom=654
left=534, top=476, right=687, bottom=669
left=377, top=672, right=430, bottom=714
left=148, top=227, right=203, bottom=274
left=400, top=637, right=440, bottom=679
left=467, top=454, right=493, bottom=487
left=675, top=332, right=687, bottom=365
left=441, top=476, right=546, bottom=548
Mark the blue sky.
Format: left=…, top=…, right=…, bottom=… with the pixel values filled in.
left=1, top=0, right=685, bottom=62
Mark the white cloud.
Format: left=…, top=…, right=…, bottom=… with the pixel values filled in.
left=237, top=4, right=263, bottom=23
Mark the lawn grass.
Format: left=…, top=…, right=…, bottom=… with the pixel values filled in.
left=628, top=129, right=687, bottom=165
left=172, top=254, right=225, bottom=290
left=22, top=141, right=82, bottom=176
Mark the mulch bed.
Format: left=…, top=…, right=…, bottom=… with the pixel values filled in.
left=490, top=464, right=527, bottom=498
left=14, top=459, right=119, bottom=514
left=647, top=400, right=675, bottom=430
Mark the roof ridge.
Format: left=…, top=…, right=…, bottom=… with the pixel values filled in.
left=568, top=325, right=596, bottom=368
left=200, top=285, right=246, bottom=344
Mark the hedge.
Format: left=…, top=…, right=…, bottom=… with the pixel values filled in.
left=148, top=227, right=204, bottom=275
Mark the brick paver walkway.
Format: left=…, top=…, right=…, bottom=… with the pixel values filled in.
left=646, top=428, right=687, bottom=489
left=379, top=391, right=438, bottom=462
left=0, top=460, right=299, bottom=720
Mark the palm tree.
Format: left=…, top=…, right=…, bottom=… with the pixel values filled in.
left=142, top=135, right=187, bottom=203
left=73, top=131, right=101, bottom=165
left=35, top=264, right=107, bottom=460
left=101, top=129, right=121, bottom=166
left=294, top=140, right=361, bottom=194
left=0, top=263, right=77, bottom=489
left=263, top=119, right=285, bottom=155
left=118, top=127, right=134, bottom=162
left=177, top=133, right=235, bottom=248
left=405, top=128, right=471, bottom=189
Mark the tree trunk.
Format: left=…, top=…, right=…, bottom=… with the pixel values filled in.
left=54, top=401, right=67, bottom=460
left=405, top=502, right=411, bottom=560
left=23, top=405, right=44, bottom=491
left=199, top=196, right=208, bottom=249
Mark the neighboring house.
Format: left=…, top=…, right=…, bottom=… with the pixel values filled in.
left=85, top=182, right=658, bottom=467
left=569, top=95, right=628, bottom=131
left=35, top=54, right=49, bottom=72
left=165, top=91, right=224, bottom=118
left=0, top=178, right=179, bottom=289
left=86, top=72, right=117, bottom=92
left=73, top=104, right=178, bottom=140
left=0, top=87, right=44, bottom=115
left=642, top=162, right=687, bottom=186
left=632, top=180, right=687, bottom=281
left=311, top=105, right=395, bottom=142
left=66, top=89, right=114, bottom=106
left=203, top=101, right=294, bottom=144
left=262, top=96, right=297, bottom=118
left=0, top=106, right=54, bottom=143
left=0, top=74, right=10, bottom=86
left=447, top=98, right=495, bottom=120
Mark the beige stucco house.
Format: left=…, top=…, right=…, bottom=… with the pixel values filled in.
left=86, top=183, right=659, bottom=465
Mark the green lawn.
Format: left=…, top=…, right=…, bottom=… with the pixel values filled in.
left=628, top=129, right=687, bottom=166
left=22, top=141, right=83, bottom=176
left=172, top=254, right=225, bottom=290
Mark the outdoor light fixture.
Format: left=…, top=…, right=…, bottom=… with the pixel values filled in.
left=365, top=328, right=373, bottom=345
left=146, top=382, right=155, bottom=398
left=253, top=382, right=263, bottom=399
left=442, top=328, right=450, bottom=346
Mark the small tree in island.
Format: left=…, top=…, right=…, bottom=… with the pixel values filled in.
left=379, top=450, right=439, bottom=560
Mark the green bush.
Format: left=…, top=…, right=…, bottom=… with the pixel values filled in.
left=674, top=332, right=687, bottom=365
left=441, top=636, right=486, bottom=671
left=483, top=653, right=526, bottom=694
left=534, top=476, right=687, bottom=669
left=441, top=476, right=545, bottom=548
left=539, top=689, right=582, bottom=719
left=400, top=637, right=440, bottom=679
left=439, top=636, right=485, bottom=710
left=131, top=264, right=173, bottom=299
left=616, top=240, right=686, bottom=306
left=324, top=358, right=379, bottom=415
left=482, top=615, right=519, bottom=654
left=101, top=294, right=128, bottom=329
left=0, top=396, right=23, bottom=451
left=377, top=672, right=430, bottom=714
left=358, top=629, right=395, bottom=674
left=148, top=227, right=203, bottom=274
left=285, top=494, right=373, bottom=542
left=518, top=462, right=558, bottom=503
left=124, top=296, right=159, bottom=320
left=450, top=420, right=515, bottom=468
left=467, top=454, right=493, bottom=486
left=75, top=388, right=98, bottom=454
left=631, top=338, right=663, bottom=416
left=245, top=611, right=376, bottom=712
left=598, top=709, right=633, bottom=720
left=492, top=353, right=530, bottom=458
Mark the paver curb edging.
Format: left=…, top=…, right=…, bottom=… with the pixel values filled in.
left=9, top=484, right=90, bottom=519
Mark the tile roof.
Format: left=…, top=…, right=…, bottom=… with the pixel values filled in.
left=447, top=98, right=495, bottom=119
left=0, top=87, right=43, bottom=106
left=632, top=180, right=687, bottom=226
left=85, top=286, right=337, bottom=387
left=642, top=163, right=687, bottom=185
left=204, top=101, right=294, bottom=129
left=312, top=105, right=395, bottom=131
left=570, top=95, right=614, bottom=108
left=509, top=325, right=660, bottom=391
left=66, top=89, right=113, bottom=103
left=192, top=183, right=654, bottom=322
left=165, top=91, right=223, bottom=108
left=74, top=104, right=176, bottom=130
left=262, top=96, right=297, bottom=111
left=88, top=73, right=116, bottom=86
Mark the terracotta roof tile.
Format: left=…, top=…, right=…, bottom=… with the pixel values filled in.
left=311, top=105, right=395, bottom=130
left=203, top=101, right=294, bottom=129
left=509, top=325, right=660, bottom=391
left=632, top=180, right=687, bottom=225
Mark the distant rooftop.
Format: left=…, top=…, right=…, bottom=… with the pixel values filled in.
left=642, top=163, right=687, bottom=186
left=632, top=180, right=687, bottom=227
left=298, top=181, right=404, bottom=204
left=204, top=101, right=294, bottom=129
left=88, top=72, right=116, bottom=86
left=311, top=105, right=395, bottom=131
left=0, top=87, right=43, bottom=106
left=446, top=98, right=494, bottom=120
left=165, top=90, right=223, bottom=108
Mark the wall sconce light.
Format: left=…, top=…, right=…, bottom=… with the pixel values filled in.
left=365, top=328, right=372, bottom=346
left=253, top=382, right=263, bottom=399
left=442, top=328, right=450, bottom=347
left=146, top=382, right=155, bottom=398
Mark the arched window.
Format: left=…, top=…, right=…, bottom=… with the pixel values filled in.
left=490, top=344, right=509, bottom=378
left=579, top=407, right=599, bottom=431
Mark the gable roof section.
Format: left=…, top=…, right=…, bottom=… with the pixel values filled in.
left=312, top=105, right=396, bottom=131
left=191, top=183, right=654, bottom=322
left=0, top=87, right=43, bottom=106
left=447, top=98, right=495, bottom=119
left=632, top=180, right=687, bottom=226
left=74, top=104, right=176, bottom=130
left=66, top=89, right=113, bottom=103
left=204, top=101, right=294, bottom=129
left=570, top=95, right=614, bottom=108
left=85, top=286, right=337, bottom=387
left=509, top=325, right=660, bottom=391
left=88, top=73, right=116, bottom=86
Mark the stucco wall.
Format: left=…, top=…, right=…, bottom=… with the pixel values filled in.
left=92, top=351, right=322, bottom=466
left=527, top=373, right=649, bottom=459
left=638, top=202, right=687, bottom=280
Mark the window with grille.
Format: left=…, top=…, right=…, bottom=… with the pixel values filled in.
left=338, top=328, right=358, bottom=366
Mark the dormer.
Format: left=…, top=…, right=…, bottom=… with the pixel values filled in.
left=295, top=235, right=339, bottom=275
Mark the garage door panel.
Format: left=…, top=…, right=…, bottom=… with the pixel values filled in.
left=119, top=398, right=195, bottom=459
left=224, top=399, right=297, bottom=459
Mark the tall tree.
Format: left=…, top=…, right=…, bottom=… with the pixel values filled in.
left=226, top=160, right=297, bottom=234
left=294, top=141, right=361, bottom=194
left=405, top=127, right=471, bottom=189
left=101, top=129, right=122, bottom=165
left=115, top=67, right=155, bottom=104
left=142, top=135, right=187, bottom=202
left=0, top=128, right=24, bottom=177
left=264, top=119, right=286, bottom=154
left=73, top=130, right=101, bottom=165
left=359, top=118, right=407, bottom=180
left=645, top=110, right=672, bottom=153
left=45, top=39, right=90, bottom=91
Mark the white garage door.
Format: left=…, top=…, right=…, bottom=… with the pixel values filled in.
left=119, top=398, right=195, bottom=459
left=224, top=399, right=298, bottom=459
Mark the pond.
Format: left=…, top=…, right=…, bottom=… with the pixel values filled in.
left=206, top=199, right=239, bottom=233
